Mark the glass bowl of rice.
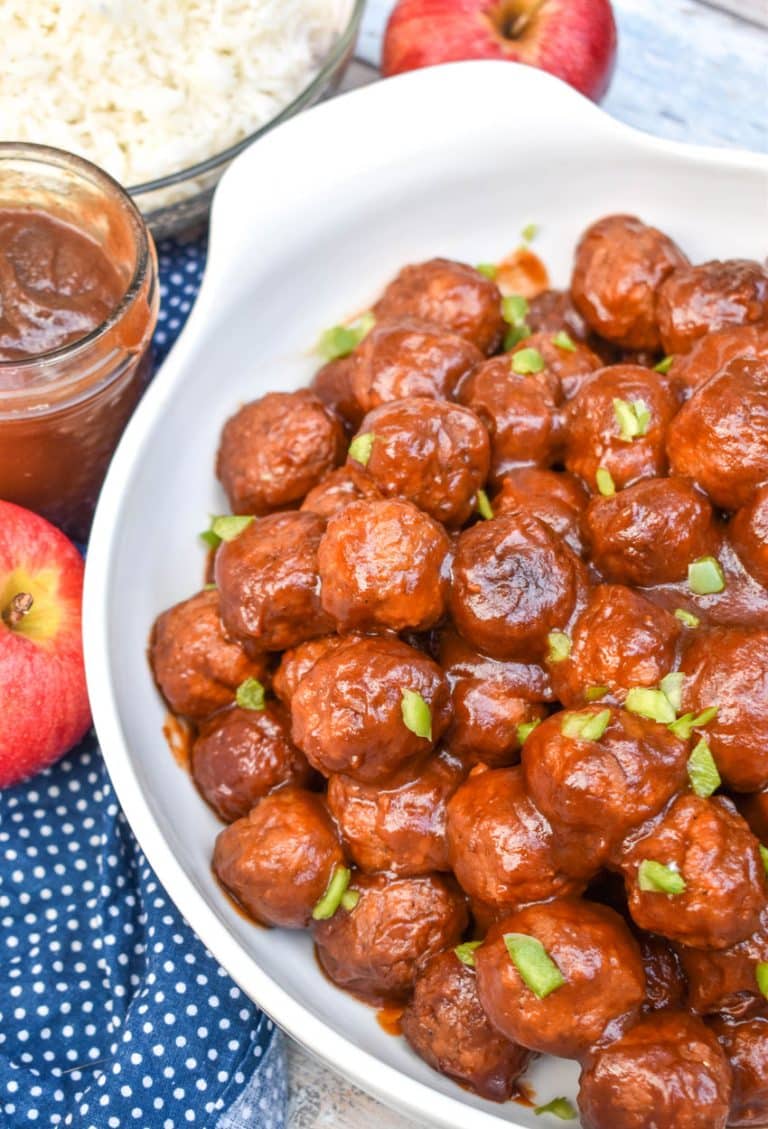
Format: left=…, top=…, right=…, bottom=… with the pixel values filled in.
left=1, top=0, right=364, bottom=238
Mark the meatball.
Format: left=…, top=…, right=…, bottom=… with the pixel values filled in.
left=620, top=795, right=766, bottom=950
left=563, top=365, right=679, bottom=492
left=657, top=259, right=768, bottom=355
left=680, top=627, right=768, bottom=793
left=637, top=933, right=687, bottom=1013
left=310, top=356, right=364, bottom=430
left=350, top=317, right=481, bottom=413
left=668, top=324, right=768, bottom=398
left=449, top=511, right=588, bottom=663
left=666, top=357, right=768, bottom=511
left=291, top=635, right=452, bottom=783
left=577, top=1011, right=732, bottom=1129
left=570, top=214, right=688, bottom=350
left=192, top=704, right=314, bottom=822
left=526, top=287, right=592, bottom=343
left=272, top=634, right=357, bottom=706
left=373, top=257, right=505, bottom=354
left=215, top=511, right=334, bottom=652
left=190, top=704, right=313, bottom=821
left=475, top=898, right=645, bottom=1059
left=212, top=787, right=344, bottom=928
left=300, top=465, right=381, bottom=520
left=585, top=476, right=718, bottom=586
left=680, top=903, right=768, bottom=1017
left=494, top=467, right=588, bottom=557
left=401, top=950, right=533, bottom=1102
left=326, top=750, right=466, bottom=876
left=439, top=627, right=551, bottom=765
left=446, top=766, right=584, bottom=913
left=216, top=390, right=345, bottom=514
left=522, top=707, right=688, bottom=874
left=350, top=398, right=490, bottom=527
left=507, top=329, right=602, bottom=401
left=456, top=354, right=561, bottom=480
left=149, top=589, right=269, bottom=721
left=709, top=1013, right=768, bottom=1128
left=317, top=498, right=450, bottom=633
left=313, top=872, right=468, bottom=1005
left=547, top=584, right=681, bottom=707
left=731, top=485, right=768, bottom=587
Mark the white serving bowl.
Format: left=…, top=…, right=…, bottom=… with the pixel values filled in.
left=84, top=61, right=768, bottom=1129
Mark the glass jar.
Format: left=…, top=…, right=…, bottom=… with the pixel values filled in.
left=0, top=144, right=159, bottom=540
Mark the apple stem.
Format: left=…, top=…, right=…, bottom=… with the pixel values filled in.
left=2, top=592, right=33, bottom=628
left=505, top=0, right=548, bottom=39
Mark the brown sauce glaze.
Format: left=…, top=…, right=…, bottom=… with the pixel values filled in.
left=0, top=208, right=125, bottom=361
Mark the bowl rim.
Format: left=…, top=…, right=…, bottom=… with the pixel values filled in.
left=126, top=0, right=365, bottom=198
left=84, top=60, right=768, bottom=1129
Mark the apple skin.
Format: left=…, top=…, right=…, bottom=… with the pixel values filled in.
left=0, top=500, right=91, bottom=788
left=382, top=0, right=618, bottom=102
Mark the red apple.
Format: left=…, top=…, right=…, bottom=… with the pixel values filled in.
left=0, top=500, right=91, bottom=787
left=382, top=0, right=618, bottom=101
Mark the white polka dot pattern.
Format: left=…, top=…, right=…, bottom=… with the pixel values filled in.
left=0, top=239, right=286, bottom=1128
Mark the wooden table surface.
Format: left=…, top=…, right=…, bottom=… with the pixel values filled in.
left=286, top=3, right=767, bottom=1126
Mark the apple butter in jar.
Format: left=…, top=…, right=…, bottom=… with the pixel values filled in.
left=0, top=144, right=159, bottom=539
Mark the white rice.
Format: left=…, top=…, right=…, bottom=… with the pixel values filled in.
left=0, top=1, right=352, bottom=191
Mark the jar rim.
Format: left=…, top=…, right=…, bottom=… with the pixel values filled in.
left=0, top=142, right=154, bottom=396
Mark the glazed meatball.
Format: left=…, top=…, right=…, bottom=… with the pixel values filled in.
left=571, top=214, right=688, bottom=350
left=212, top=787, right=344, bottom=928
left=215, top=511, right=334, bottom=652
left=620, top=795, right=766, bottom=950
left=547, top=585, right=681, bottom=707
left=449, top=511, right=588, bottom=663
left=310, top=356, right=364, bottom=430
left=526, top=287, right=591, bottom=343
left=300, top=465, right=381, bottom=519
left=439, top=628, right=551, bottom=765
left=192, top=704, right=314, bottom=822
left=657, top=259, right=768, bottom=355
left=585, top=477, right=718, bottom=586
left=313, top=872, right=468, bottom=1005
left=680, top=903, right=768, bottom=1017
left=563, top=365, right=679, bottom=492
left=291, top=635, right=452, bottom=783
left=317, top=498, right=450, bottom=633
left=507, top=329, right=602, bottom=401
left=494, top=467, right=589, bottom=557
left=272, top=634, right=358, bottom=706
left=216, top=389, right=345, bottom=514
left=709, top=1013, right=768, bottom=1127
left=577, top=1011, right=732, bottom=1129
left=680, top=627, right=768, bottom=792
left=401, top=950, right=533, bottom=1103
left=667, top=357, right=768, bottom=511
left=668, top=324, right=768, bottom=398
left=326, top=749, right=466, bottom=875
left=522, top=707, right=688, bottom=874
left=475, top=898, right=645, bottom=1059
left=731, top=485, right=768, bottom=587
left=350, top=317, right=481, bottom=413
left=149, top=589, right=269, bottom=720
left=373, top=257, right=505, bottom=354
left=456, top=355, right=561, bottom=480
left=350, top=398, right=490, bottom=527
left=446, top=766, right=584, bottom=913
left=637, top=933, right=687, bottom=1013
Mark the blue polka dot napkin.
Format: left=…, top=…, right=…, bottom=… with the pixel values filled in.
left=0, top=237, right=288, bottom=1129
